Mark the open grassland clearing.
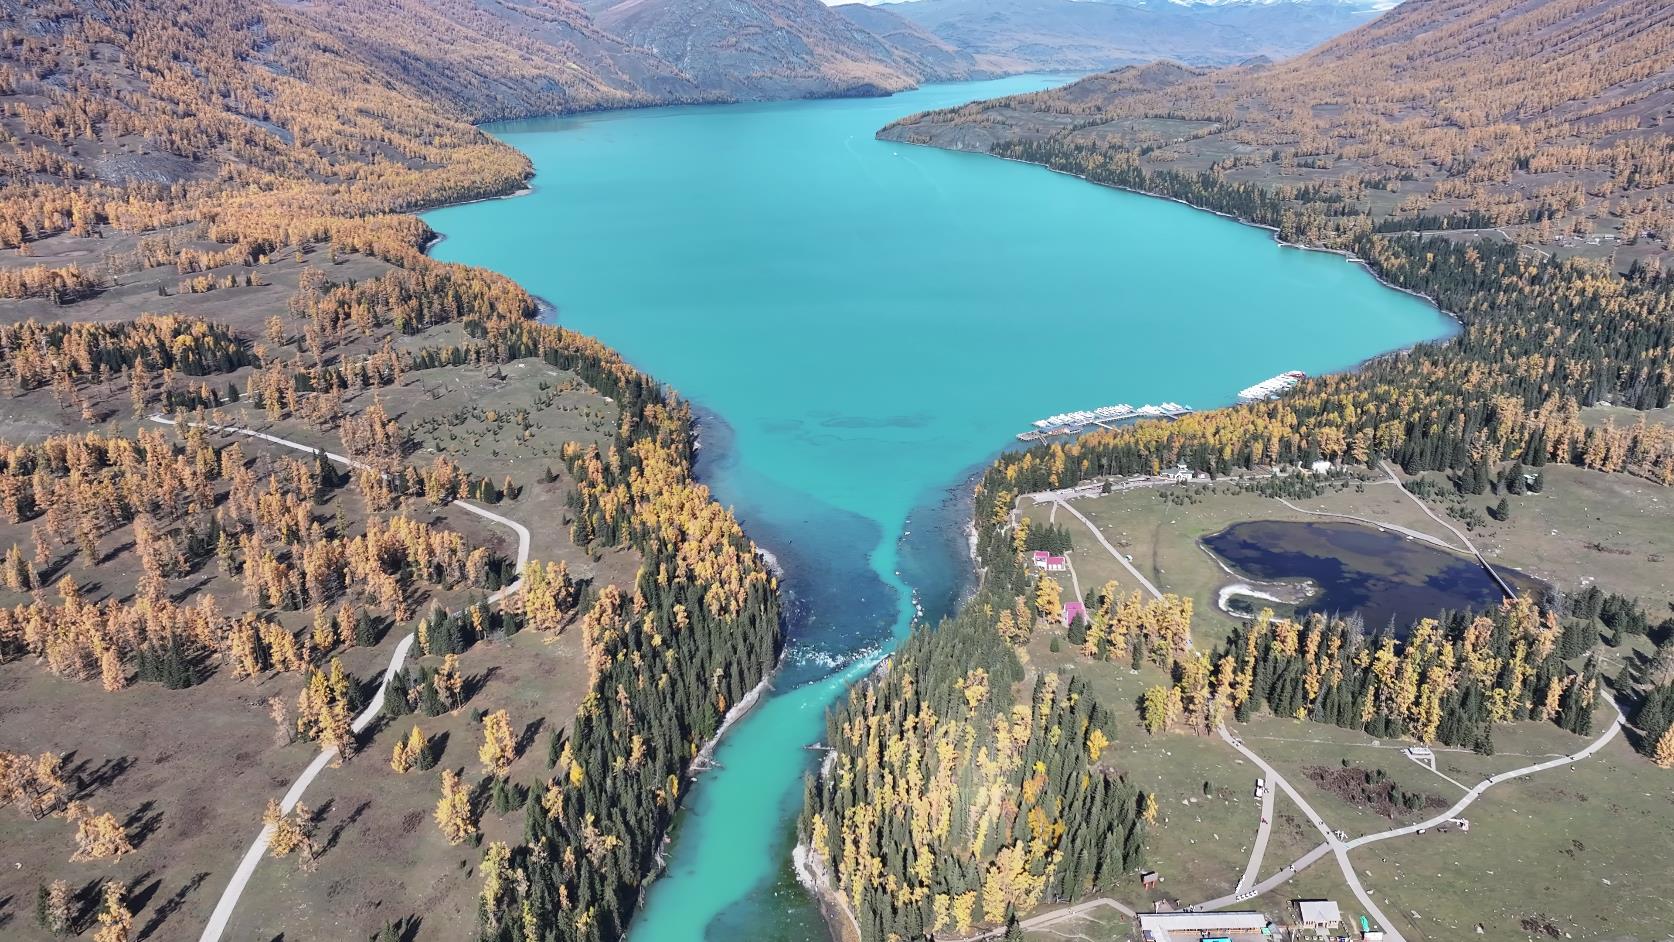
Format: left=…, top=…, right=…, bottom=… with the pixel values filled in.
left=1401, top=465, right=1674, bottom=615
left=0, top=249, right=630, bottom=938
left=1230, top=719, right=1454, bottom=842
left=0, top=236, right=396, bottom=329
left=227, top=622, right=593, bottom=940
left=0, top=659, right=321, bottom=940
left=1353, top=734, right=1674, bottom=942
left=1021, top=903, right=1135, bottom=942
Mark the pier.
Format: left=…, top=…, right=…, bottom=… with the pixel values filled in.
left=1017, top=402, right=1192, bottom=441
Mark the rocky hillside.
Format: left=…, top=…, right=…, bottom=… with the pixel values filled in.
left=831, top=3, right=989, bottom=81
left=584, top=0, right=948, bottom=98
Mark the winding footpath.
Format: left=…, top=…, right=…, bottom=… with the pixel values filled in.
left=1213, top=723, right=1408, bottom=940
left=1195, top=697, right=1626, bottom=921
left=1378, top=460, right=1519, bottom=600
left=148, top=416, right=532, bottom=942
left=1271, top=496, right=1462, bottom=553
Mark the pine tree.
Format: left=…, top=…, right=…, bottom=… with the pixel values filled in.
left=383, top=670, right=412, bottom=718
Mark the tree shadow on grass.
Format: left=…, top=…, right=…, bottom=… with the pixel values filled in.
left=72, top=879, right=103, bottom=932
left=125, top=873, right=162, bottom=922
left=137, top=871, right=210, bottom=940
left=463, top=665, right=500, bottom=707
left=67, top=753, right=135, bottom=802
left=517, top=716, right=545, bottom=757
left=427, top=730, right=450, bottom=766
left=123, top=800, right=165, bottom=850
left=323, top=799, right=373, bottom=856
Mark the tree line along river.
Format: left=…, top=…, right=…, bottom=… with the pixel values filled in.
left=421, top=74, right=1456, bottom=941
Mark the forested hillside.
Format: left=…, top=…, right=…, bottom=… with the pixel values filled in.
left=803, top=536, right=1148, bottom=942
left=879, top=0, right=1382, bottom=74
left=881, top=0, right=1674, bottom=497
left=885, top=0, right=1674, bottom=260
left=803, top=1, right=1674, bottom=931
left=0, top=1, right=780, bottom=939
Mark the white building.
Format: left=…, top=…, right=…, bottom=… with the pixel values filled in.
left=1138, top=911, right=1269, bottom=942
left=1293, top=899, right=1342, bottom=930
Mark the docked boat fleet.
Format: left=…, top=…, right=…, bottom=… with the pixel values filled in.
left=1237, top=370, right=1307, bottom=403
left=1017, top=402, right=1192, bottom=441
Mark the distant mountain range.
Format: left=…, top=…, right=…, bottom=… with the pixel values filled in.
left=866, top=0, right=1387, bottom=74
left=284, top=0, right=1392, bottom=116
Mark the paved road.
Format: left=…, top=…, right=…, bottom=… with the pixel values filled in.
left=1378, top=460, right=1519, bottom=599
left=1346, top=696, right=1625, bottom=851
left=1047, top=503, right=1089, bottom=605
left=1051, top=498, right=1163, bottom=600
left=150, top=417, right=531, bottom=942
left=1236, top=775, right=1276, bottom=894
left=1196, top=697, right=1625, bottom=922
left=1198, top=841, right=1333, bottom=911
left=1272, top=496, right=1461, bottom=552
left=1213, top=724, right=1409, bottom=942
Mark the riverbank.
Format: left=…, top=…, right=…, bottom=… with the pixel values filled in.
left=420, top=75, right=1454, bottom=940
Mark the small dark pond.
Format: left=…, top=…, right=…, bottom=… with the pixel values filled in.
left=1202, top=520, right=1540, bottom=634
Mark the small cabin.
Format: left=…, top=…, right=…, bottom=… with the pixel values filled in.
left=1293, top=899, right=1341, bottom=930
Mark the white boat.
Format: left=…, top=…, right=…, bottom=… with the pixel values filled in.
left=1237, top=370, right=1307, bottom=403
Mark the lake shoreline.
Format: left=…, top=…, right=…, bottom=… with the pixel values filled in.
left=421, top=75, right=1457, bottom=940
left=889, top=139, right=1466, bottom=337
left=785, top=132, right=1479, bottom=942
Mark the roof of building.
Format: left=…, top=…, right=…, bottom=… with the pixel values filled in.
left=1032, top=550, right=1050, bottom=560
left=1295, top=899, right=1342, bottom=923
left=1138, top=911, right=1268, bottom=931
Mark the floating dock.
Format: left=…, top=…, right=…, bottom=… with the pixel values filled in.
left=1017, top=402, right=1192, bottom=441
left=1237, top=370, right=1306, bottom=403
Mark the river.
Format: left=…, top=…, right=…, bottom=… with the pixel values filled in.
left=421, top=74, right=1456, bottom=941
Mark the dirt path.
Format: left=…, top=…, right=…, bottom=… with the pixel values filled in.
left=1211, top=724, right=1408, bottom=941
left=1271, top=496, right=1462, bottom=552
left=1194, top=697, right=1626, bottom=923
left=1378, top=460, right=1519, bottom=599
left=148, top=417, right=531, bottom=942
left=1052, top=498, right=1162, bottom=600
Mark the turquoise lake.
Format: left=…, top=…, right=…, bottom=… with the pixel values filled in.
left=422, top=75, right=1456, bottom=941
